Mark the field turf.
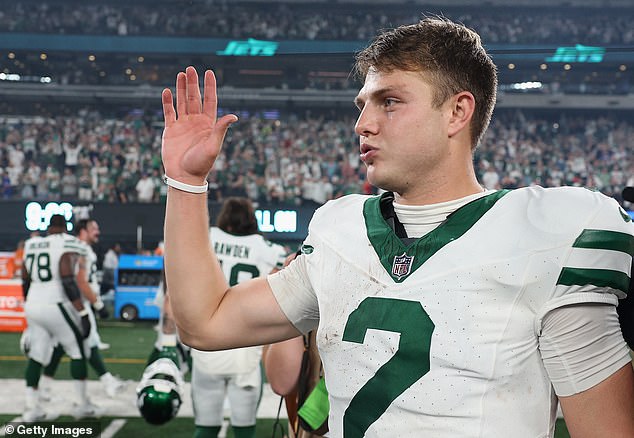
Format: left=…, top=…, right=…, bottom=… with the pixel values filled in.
left=0, top=320, right=574, bottom=437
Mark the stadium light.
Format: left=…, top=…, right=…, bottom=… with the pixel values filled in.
left=0, top=73, right=21, bottom=81
left=510, top=81, right=543, bottom=90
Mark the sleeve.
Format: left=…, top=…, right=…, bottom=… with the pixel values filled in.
left=538, top=303, right=632, bottom=397
left=534, top=192, right=634, bottom=395
left=267, top=237, right=321, bottom=335
left=64, top=236, right=86, bottom=256
left=538, top=194, right=634, bottom=324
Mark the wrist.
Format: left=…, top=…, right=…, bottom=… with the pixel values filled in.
left=78, top=308, right=89, bottom=317
left=94, top=300, right=104, bottom=310
left=163, top=175, right=208, bottom=194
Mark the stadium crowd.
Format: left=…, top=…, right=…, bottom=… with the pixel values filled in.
left=2, top=1, right=634, bottom=45
left=0, top=108, right=632, bottom=206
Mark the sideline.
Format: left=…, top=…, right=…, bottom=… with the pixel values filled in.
left=0, top=378, right=286, bottom=419
left=0, top=355, right=146, bottom=364
left=101, top=419, right=127, bottom=438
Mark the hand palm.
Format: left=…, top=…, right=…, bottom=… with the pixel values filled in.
left=162, top=113, right=219, bottom=178
left=161, top=67, right=237, bottom=184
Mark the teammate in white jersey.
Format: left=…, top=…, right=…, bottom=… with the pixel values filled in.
left=74, top=219, right=125, bottom=395
left=39, top=218, right=125, bottom=399
left=21, top=215, right=97, bottom=421
left=191, top=197, right=286, bottom=438
left=160, top=18, right=634, bottom=438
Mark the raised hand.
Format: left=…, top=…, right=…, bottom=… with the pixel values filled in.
left=161, top=66, right=238, bottom=186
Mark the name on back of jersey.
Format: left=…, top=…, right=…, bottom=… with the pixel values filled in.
left=213, top=242, right=251, bottom=259
left=25, top=241, right=49, bottom=250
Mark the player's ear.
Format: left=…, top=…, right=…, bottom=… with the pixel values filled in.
left=447, top=91, right=475, bottom=138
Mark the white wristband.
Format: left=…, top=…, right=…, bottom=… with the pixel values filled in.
left=163, top=175, right=208, bottom=194
left=78, top=308, right=89, bottom=317
left=93, top=300, right=104, bottom=311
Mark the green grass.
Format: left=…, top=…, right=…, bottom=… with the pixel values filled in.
left=0, top=320, right=158, bottom=381
left=0, top=321, right=573, bottom=437
left=116, top=418, right=287, bottom=437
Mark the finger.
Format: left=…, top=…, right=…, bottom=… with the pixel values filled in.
left=202, top=70, right=218, bottom=119
left=175, top=71, right=187, bottom=117
left=162, top=89, right=176, bottom=127
left=209, top=114, right=239, bottom=153
left=186, top=66, right=202, bottom=114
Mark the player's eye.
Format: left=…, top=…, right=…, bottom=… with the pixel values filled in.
left=383, top=98, right=398, bottom=109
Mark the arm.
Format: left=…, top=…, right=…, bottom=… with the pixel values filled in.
left=60, top=252, right=91, bottom=338
left=559, top=364, right=634, bottom=438
left=262, top=250, right=305, bottom=395
left=539, top=303, right=634, bottom=437
left=76, top=255, right=109, bottom=318
left=550, top=195, right=634, bottom=436
left=60, top=252, right=86, bottom=312
left=263, top=336, right=305, bottom=396
left=21, top=256, right=30, bottom=299
left=616, top=261, right=634, bottom=350
left=76, top=255, right=98, bottom=304
left=162, top=66, right=299, bottom=350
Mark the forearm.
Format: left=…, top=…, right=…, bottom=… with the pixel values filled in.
left=77, top=274, right=97, bottom=304
left=164, top=188, right=229, bottom=343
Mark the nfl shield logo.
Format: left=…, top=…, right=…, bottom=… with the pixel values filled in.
left=392, top=252, right=414, bottom=280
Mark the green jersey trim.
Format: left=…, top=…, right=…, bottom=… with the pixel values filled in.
left=571, top=229, right=634, bottom=255
left=557, top=267, right=630, bottom=295
left=556, top=229, right=634, bottom=295
left=363, top=190, right=509, bottom=283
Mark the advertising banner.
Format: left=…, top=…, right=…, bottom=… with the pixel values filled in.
left=0, top=279, right=25, bottom=332
left=0, top=251, right=15, bottom=279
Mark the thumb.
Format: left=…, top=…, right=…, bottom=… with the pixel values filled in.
left=211, top=114, right=238, bottom=149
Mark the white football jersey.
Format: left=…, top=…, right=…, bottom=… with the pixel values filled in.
left=79, top=241, right=99, bottom=295
left=192, top=227, right=287, bottom=374
left=269, top=186, right=634, bottom=437
left=23, top=233, right=86, bottom=304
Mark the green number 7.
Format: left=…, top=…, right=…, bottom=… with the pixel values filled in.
left=342, top=297, right=435, bottom=437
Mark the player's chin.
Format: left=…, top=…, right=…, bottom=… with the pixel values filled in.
left=365, top=167, right=385, bottom=189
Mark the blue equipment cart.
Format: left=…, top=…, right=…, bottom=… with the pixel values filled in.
left=114, top=255, right=163, bottom=321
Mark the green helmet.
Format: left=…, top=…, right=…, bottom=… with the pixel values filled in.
left=136, top=357, right=184, bottom=425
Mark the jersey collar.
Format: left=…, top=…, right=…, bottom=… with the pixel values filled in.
left=363, top=190, right=509, bottom=283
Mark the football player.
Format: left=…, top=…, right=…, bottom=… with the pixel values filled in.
left=21, top=214, right=100, bottom=421
left=38, top=218, right=125, bottom=399
left=160, top=18, right=634, bottom=438
left=190, top=197, right=286, bottom=438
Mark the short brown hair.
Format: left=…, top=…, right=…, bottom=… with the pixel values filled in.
left=74, top=218, right=96, bottom=236
left=216, top=197, right=259, bottom=236
left=354, top=17, right=497, bottom=149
